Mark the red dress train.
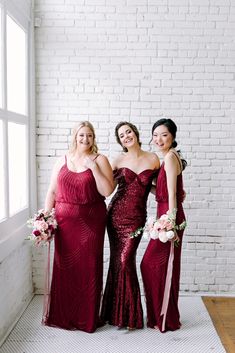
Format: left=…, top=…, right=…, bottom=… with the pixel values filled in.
left=141, top=162, right=185, bottom=332
left=43, top=159, right=106, bottom=333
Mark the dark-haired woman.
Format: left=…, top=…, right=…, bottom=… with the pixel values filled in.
left=141, top=118, right=187, bottom=333
left=101, top=121, right=160, bottom=330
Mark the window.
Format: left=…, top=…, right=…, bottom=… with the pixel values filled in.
left=0, top=7, right=2, bottom=109
left=0, top=0, right=35, bottom=260
left=0, top=119, right=4, bottom=220
left=7, top=15, right=27, bottom=115
left=8, top=122, right=28, bottom=216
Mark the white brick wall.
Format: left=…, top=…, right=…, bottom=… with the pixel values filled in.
left=34, top=0, right=235, bottom=294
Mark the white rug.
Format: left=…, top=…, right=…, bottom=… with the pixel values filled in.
left=0, top=295, right=226, bottom=353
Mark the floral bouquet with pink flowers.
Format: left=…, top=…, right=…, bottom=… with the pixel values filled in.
left=144, top=209, right=186, bottom=243
left=27, top=208, right=57, bottom=246
left=130, top=209, right=186, bottom=244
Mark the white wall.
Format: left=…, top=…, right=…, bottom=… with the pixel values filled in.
left=34, top=0, right=235, bottom=294
left=0, top=243, right=33, bottom=343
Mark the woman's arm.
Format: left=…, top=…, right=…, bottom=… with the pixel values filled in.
left=164, top=152, right=178, bottom=213
left=84, top=155, right=115, bottom=197
left=149, top=152, right=160, bottom=195
left=44, top=157, right=64, bottom=211
left=164, top=152, right=180, bottom=240
left=110, top=155, right=123, bottom=189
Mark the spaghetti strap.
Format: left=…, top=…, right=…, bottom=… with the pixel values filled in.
left=170, top=150, right=182, bottom=172
left=93, top=154, right=100, bottom=161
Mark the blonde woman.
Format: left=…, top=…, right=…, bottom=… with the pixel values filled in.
left=43, top=121, right=114, bottom=333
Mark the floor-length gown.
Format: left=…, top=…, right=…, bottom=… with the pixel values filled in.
left=43, top=158, right=106, bottom=333
left=141, top=162, right=185, bottom=332
left=101, top=167, right=156, bottom=329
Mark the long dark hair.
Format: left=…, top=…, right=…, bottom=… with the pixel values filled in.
left=115, top=121, right=141, bottom=152
left=152, top=118, right=187, bottom=170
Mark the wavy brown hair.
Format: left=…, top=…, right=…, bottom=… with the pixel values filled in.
left=115, top=121, right=141, bottom=152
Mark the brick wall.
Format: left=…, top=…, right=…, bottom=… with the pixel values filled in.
left=34, top=0, right=235, bottom=294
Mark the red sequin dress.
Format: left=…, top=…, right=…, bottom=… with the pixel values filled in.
left=141, top=162, right=185, bottom=332
left=43, top=158, right=106, bottom=333
left=101, top=167, right=157, bottom=329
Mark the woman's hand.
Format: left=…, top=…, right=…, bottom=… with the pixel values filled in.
left=85, top=154, right=115, bottom=197
left=83, top=156, right=98, bottom=171
left=172, top=231, right=180, bottom=243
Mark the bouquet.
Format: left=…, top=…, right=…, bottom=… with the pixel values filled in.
left=130, top=209, right=186, bottom=244
left=27, top=208, right=57, bottom=246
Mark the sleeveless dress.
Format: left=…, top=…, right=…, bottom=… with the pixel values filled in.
left=101, top=167, right=157, bottom=329
left=141, top=161, right=185, bottom=332
left=43, top=157, right=106, bottom=333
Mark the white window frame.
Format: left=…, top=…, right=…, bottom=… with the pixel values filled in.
left=0, top=0, right=36, bottom=262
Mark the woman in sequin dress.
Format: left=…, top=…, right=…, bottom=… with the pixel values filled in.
left=101, top=122, right=160, bottom=329
left=141, top=118, right=187, bottom=333
left=43, top=121, right=114, bottom=333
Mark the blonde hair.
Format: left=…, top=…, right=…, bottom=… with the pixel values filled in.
left=69, top=121, right=98, bottom=154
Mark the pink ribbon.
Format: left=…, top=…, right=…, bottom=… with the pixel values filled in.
left=42, top=241, right=51, bottom=324
left=160, top=241, right=174, bottom=332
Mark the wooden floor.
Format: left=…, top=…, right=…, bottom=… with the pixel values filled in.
left=202, top=297, right=235, bottom=353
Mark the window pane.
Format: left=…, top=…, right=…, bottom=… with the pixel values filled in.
left=0, top=120, right=5, bottom=220
left=8, top=122, right=27, bottom=215
left=7, top=15, right=26, bottom=115
left=0, top=7, right=2, bottom=108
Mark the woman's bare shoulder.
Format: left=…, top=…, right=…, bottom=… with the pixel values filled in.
left=143, top=151, right=160, bottom=167
left=111, top=153, right=126, bottom=169
left=165, top=149, right=179, bottom=163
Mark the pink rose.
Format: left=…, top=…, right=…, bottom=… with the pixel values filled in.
left=34, top=220, right=48, bottom=232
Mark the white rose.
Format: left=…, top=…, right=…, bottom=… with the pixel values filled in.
left=166, top=230, right=175, bottom=240
left=158, top=231, right=168, bottom=243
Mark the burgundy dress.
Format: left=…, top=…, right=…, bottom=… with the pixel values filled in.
left=43, top=159, right=106, bottom=333
left=141, top=162, right=185, bottom=332
left=101, top=167, right=156, bottom=329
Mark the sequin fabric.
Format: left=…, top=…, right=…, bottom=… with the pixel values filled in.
left=44, top=161, right=106, bottom=333
left=101, top=167, right=157, bottom=329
